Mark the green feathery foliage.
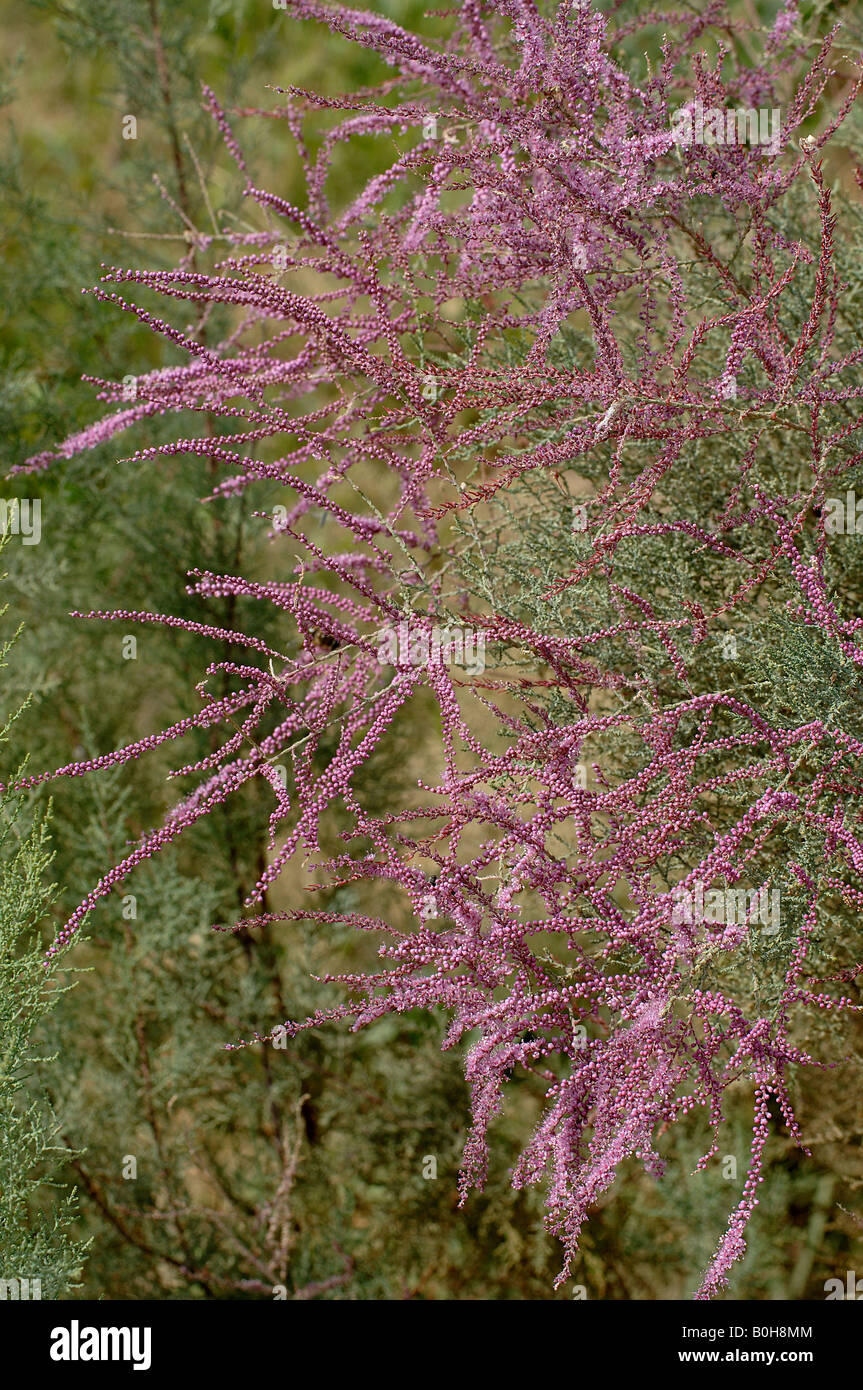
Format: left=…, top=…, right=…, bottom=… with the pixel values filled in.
left=0, top=572, right=86, bottom=1300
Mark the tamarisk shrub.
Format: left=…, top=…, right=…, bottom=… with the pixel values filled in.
left=11, top=0, right=863, bottom=1296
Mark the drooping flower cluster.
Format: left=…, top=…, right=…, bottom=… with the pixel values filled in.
left=11, top=0, right=863, bottom=1295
